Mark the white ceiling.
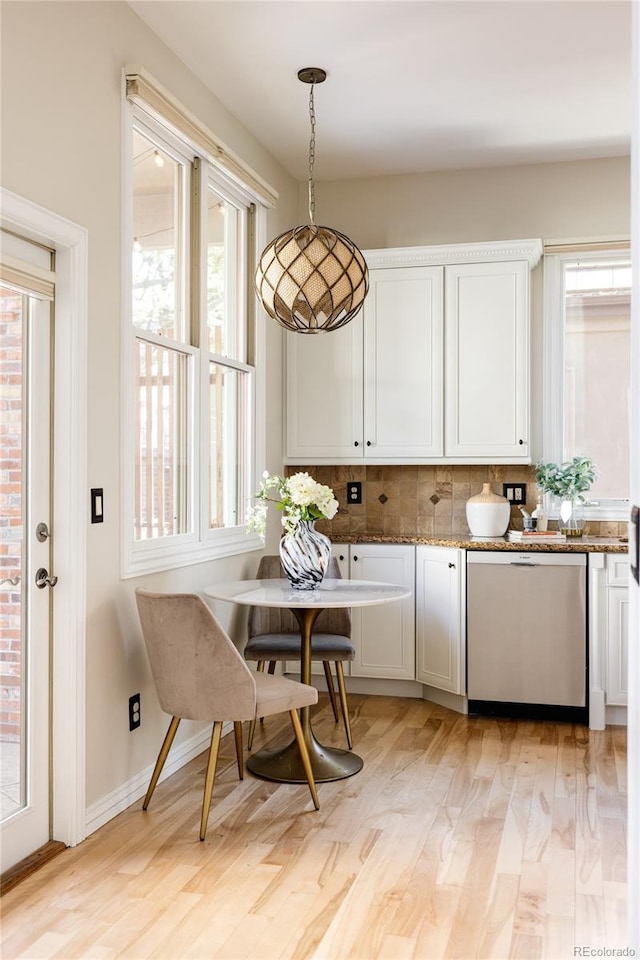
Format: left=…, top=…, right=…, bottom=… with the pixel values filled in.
left=128, top=0, right=632, bottom=182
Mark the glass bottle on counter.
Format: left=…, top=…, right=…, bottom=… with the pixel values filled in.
left=532, top=496, right=548, bottom=532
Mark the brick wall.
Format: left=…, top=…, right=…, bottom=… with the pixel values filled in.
left=1, top=287, right=23, bottom=743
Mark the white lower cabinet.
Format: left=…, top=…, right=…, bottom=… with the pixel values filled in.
left=605, top=555, right=630, bottom=707
left=588, top=552, right=629, bottom=726
left=349, top=544, right=416, bottom=680
left=415, top=546, right=466, bottom=695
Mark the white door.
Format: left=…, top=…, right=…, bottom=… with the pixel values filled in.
left=0, top=239, right=56, bottom=872
left=363, top=265, right=443, bottom=458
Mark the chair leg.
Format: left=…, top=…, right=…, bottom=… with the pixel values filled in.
left=322, top=661, right=340, bottom=722
left=267, top=661, right=276, bottom=675
left=143, top=716, right=180, bottom=810
left=234, top=721, right=244, bottom=780
left=289, top=710, right=319, bottom=811
left=200, top=721, right=223, bottom=841
left=335, top=661, right=353, bottom=750
left=247, top=662, right=266, bottom=750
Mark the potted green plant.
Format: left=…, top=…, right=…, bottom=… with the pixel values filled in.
left=534, top=456, right=597, bottom=536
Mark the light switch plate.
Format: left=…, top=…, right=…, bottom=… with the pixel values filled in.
left=91, top=488, right=104, bottom=523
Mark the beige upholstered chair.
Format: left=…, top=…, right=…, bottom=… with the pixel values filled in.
left=135, top=589, right=319, bottom=841
left=244, top=556, right=355, bottom=750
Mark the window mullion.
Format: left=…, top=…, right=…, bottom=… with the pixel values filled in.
left=194, top=158, right=209, bottom=541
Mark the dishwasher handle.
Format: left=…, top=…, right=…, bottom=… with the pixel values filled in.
left=509, top=561, right=541, bottom=567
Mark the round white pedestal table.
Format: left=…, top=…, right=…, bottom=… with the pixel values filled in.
left=203, top=578, right=410, bottom=783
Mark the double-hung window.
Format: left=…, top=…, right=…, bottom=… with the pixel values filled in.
left=123, top=79, right=268, bottom=575
left=544, top=245, right=631, bottom=521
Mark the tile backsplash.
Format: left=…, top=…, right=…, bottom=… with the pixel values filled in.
left=289, top=464, right=628, bottom=540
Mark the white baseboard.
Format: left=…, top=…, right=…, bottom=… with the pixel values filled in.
left=84, top=722, right=231, bottom=837
left=605, top=704, right=628, bottom=726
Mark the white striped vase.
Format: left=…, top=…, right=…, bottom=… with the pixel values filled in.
left=279, top=520, right=331, bottom=590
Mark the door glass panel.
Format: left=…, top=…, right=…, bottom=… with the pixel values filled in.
left=0, top=285, right=26, bottom=819
left=134, top=340, right=191, bottom=539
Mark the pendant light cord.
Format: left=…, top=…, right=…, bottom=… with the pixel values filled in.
left=307, top=82, right=317, bottom=225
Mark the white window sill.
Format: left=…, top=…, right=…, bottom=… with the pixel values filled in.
left=122, top=528, right=264, bottom=579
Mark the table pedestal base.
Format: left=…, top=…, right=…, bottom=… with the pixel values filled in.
left=247, top=732, right=363, bottom=783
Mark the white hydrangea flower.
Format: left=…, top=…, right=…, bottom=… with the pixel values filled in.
left=246, top=470, right=339, bottom=540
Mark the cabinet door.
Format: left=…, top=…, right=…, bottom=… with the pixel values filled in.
left=415, top=546, right=465, bottom=694
left=363, top=266, right=443, bottom=458
left=349, top=544, right=415, bottom=679
left=606, top=584, right=629, bottom=706
left=445, top=261, right=530, bottom=460
left=285, top=315, right=363, bottom=461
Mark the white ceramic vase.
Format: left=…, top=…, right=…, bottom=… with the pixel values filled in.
left=465, top=483, right=511, bottom=538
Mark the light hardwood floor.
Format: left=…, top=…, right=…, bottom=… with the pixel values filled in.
left=0, top=695, right=628, bottom=959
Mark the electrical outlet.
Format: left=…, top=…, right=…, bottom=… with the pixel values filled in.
left=347, top=481, right=362, bottom=504
left=129, top=693, right=141, bottom=731
left=503, top=482, right=527, bottom=505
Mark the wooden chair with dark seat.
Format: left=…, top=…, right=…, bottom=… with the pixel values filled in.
left=135, top=589, right=319, bottom=841
left=244, top=555, right=355, bottom=750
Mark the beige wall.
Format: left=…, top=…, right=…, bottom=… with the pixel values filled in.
left=0, top=0, right=297, bottom=811
left=305, top=157, right=630, bottom=464
left=307, top=157, right=630, bottom=250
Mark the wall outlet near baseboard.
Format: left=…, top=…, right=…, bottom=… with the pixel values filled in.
left=129, top=693, right=141, bottom=731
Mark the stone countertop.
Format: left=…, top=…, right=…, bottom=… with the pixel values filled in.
left=342, top=534, right=628, bottom=554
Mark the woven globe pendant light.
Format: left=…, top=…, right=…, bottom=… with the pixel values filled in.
left=255, top=68, right=369, bottom=334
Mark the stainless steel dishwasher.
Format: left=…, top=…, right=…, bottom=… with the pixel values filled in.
left=466, top=551, right=587, bottom=722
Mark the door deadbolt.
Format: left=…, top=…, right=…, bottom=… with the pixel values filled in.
left=36, top=522, right=51, bottom=542
left=35, top=567, right=58, bottom=589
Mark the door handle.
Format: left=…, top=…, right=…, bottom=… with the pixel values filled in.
left=35, top=567, right=58, bottom=589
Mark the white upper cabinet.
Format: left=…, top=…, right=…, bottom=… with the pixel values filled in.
left=363, top=266, right=443, bottom=459
left=285, top=316, right=363, bottom=460
left=445, top=260, right=530, bottom=461
left=284, top=239, right=542, bottom=464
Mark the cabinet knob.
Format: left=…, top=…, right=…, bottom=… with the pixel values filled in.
left=519, top=439, right=525, bottom=445
left=353, top=555, right=358, bottom=562
left=448, top=562, right=455, bottom=568
left=354, top=441, right=359, bottom=447
left=338, top=554, right=345, bottom=561
left=366, top=440, right=372, bottom=447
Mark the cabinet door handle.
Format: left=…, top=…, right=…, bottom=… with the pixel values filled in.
left=448, top=562, right=455, bottom=568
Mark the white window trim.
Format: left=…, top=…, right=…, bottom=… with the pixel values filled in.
left=543, top=246, right=631, bottom=522
left=120, top=89, right=266, bottom=579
